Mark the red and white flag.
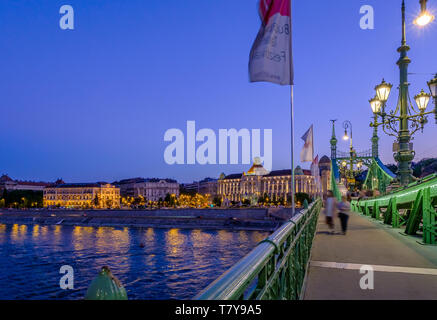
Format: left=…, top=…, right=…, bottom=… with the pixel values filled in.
left=249, top=0, right=293, bottom=85
left=300, top=125, right=313, bottom=162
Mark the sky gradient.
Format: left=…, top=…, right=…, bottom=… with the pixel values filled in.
left=1, top=0, right=437, bottom=183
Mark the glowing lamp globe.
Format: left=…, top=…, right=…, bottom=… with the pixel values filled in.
left=414, top=11, right=435, bottom=26
left=428, top=74, right=437, bottom=98
left=343, top=130, right=349, bottom=141
left=375, top=79, right=393, bottom=103
left=414, top=89, right=431, bottom=112
left=369, top=96, right=382, bottom=114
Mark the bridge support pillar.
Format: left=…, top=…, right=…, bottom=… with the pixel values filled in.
left=373, top=201, right=380, bottom=220
left=364, top=203, right=370, bottom=217
left=422, top=188, right=436, bottom=245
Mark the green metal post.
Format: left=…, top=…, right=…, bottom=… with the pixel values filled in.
left=371, top=114, right=379, bottom=158
left=405, top=190, right=423, bottom=235
left=422, top=188, right=436, bottom=244
left=364, top=203, right=370, bottom=216
left=390, top=197, right=400, bottom=228
left=373, top=201, right=380, bottom=220
left=394, top=0, right=415, bottom=186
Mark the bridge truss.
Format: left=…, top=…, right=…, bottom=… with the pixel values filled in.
left=352, top=174, right=437, bottom=244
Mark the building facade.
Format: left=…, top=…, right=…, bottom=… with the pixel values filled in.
left=43, top=183, right=120, bottom=209
left=182, top=178, right=218, bottom=197
left=0, top=174, right=52, bottom=192
left=318, top=155, right=332, bottom=196
left=217, top=159, right=321, bottom=203
left=114, top=178, right=179, bottom=202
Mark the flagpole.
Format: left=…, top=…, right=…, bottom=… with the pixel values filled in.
left=290, top=85, right=295, bottom=217
left=290, top=0, right=295, bottom=217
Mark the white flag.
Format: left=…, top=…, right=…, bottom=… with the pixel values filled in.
left=300, top=125, right=313, bottom=162
left=249, top=0, right=293, bottom=86
left=311, top=155, right=322, bottom=193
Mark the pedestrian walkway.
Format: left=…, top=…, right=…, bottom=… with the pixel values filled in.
left=303, top=212, right=437, bottom=300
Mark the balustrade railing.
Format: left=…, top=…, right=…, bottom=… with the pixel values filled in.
left=194, top=199, right=322, bottom=300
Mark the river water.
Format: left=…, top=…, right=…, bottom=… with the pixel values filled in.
left=0, top=223, right=269, bottom=300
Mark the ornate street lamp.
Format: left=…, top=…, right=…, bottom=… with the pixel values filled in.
left=374, top=79, right=393, bottom=122
left=414, top=89, right=431, bottom=113
left=340, top=120, right=363, bottom=191
left=414, top=0, right=435, bottom=26
left=428, top=74, right=437, bottom=123
left=369, top=96, right=382, bottom=157
left=342, top=120, right=353, bottom=149
left=369, top=0, right=436, bottom=186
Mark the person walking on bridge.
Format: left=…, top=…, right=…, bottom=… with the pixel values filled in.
left=324, top=191, right=337, bottom=234
left=337, top=195, right=351, bottom=235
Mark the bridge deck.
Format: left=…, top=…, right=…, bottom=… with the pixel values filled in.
left=303, top=212, right=437, bottom=300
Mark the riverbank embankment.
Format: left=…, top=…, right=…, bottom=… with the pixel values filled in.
left=0, top=208, right=293, bottom=231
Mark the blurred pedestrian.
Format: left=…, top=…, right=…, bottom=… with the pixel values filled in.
left=324, top=190, right=337, bottom=234
left=337, top=195, right=351, bottom=235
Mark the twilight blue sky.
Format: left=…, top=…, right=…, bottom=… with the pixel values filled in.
left=1, top=0, right=436, bottom=183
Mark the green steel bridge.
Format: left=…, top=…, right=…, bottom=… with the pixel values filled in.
left=195, top=172, right=437, bottom=300
left=194, top=122, right=437, bottom=300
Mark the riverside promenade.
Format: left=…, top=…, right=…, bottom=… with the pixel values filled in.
left=304, top=212, right=437, bottom=300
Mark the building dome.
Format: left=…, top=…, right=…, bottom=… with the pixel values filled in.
left=319, top=155, right=331, bottom=164
left=246, top=158, right=269, bottom=176
left=294, top=166, right=304, bottom=176
left=0, top=174, right=13, bottom=182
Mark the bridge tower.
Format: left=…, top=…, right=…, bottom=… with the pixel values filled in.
left=330, top=120, right=337, bottom=160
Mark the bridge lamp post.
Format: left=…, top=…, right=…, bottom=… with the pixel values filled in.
left=369, top=0, right=436, bottom=186
left=342, top=120, right=361, bottom=191
left=428, top=74, right=437, bottom=123
left=369, top=96, right=383, bottom=158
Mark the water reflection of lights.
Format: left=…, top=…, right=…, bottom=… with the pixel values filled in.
left=53, top=225, right=62, bottom=245
left=72, top=225, right=131, bottom=275
left=217, top=230, right=233, bottom=244
left=0, top=224, right=5, bottom=244
left=11, top=224, right=27, bottom=242
left=145, top=228, right=155, bottom=243
left=165, top=229, right=186, bottom=256
left=190, top=229, right=212, bottom=248
left=32, top=225, right=40, bottom=238
left=251, top=231, right=269, bottom=243
left=238, top=231, right=249, bottom=243
left=190, top=230, right=212, bottom=270
left=0, top=224, right=269, bottom=299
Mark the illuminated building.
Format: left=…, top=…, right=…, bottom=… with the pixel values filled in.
left=0, top=174, right=52, bottom=192
left=318, top=155, right=333, bottom=195
left=217, top=158, right=323, bottom=203
left=43, top=183, right=120, bottom=209
left=182, top=178, right=218, bottom=197
left=114, top=178, right=179, bottom=202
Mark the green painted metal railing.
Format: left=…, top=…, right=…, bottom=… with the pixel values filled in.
left=194, top=199, right=322, bottom=300
left=351, top=174, right=437, bottom=244
left=363, top=158, right=396, bottom=194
